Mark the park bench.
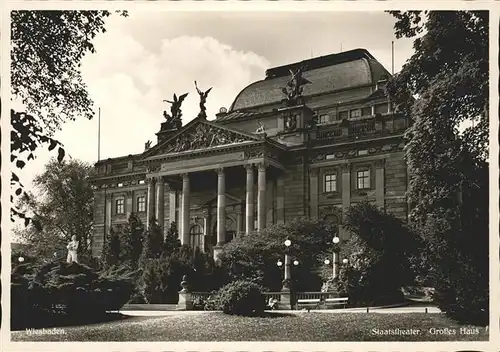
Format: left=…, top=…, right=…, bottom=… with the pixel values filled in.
left=296, top=298, right=322, bottom=311
left=324, top=297, right=348, bottom=308
left=296, top=297, right=349, bottom=311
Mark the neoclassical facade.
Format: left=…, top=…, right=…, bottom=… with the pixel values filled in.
left=91, top=49, right=408, bottom=258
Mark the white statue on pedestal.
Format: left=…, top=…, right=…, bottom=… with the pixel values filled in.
left=66, top=235, right=79, bottom=263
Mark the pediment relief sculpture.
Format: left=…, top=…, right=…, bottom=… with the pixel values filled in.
left=162, top=123, right=250, bottom=154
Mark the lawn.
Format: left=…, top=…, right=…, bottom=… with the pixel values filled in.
left=11, top=312, right=488, bottom=341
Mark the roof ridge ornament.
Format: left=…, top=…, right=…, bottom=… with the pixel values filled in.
left=281, top=65, right=311, bottom=107
left=162, top=92, right=188, bottom=131
left=195, top=81, right=212, bottom=119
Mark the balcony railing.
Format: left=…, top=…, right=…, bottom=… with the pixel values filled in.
left=316, top=114, right=407, bottom=142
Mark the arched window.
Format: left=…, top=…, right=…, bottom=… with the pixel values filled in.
left=190, top=224, right=203, bottom=251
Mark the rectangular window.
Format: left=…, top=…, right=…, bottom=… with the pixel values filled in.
left=375, top=103, right=388, bottom=114
left=116, top=198, right=125, bottom=214
left=324, top=173, right=337, bottom=193
left=339, top=111, right=348, bottom=120
left=137, top=196, right=146, bottom=212
left=318, top=114, right=330, bottom=124
left=356, top=169, right=371, bottom=189
left=350, top=109, right=362, bottom=119
left=361, top=107, right=372, bottom=116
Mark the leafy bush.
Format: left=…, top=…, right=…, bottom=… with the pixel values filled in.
left=331, top=202, right=421, bottom=306
left=192, top=297, right=207, bottom=311
left=11, top=260, right=135, bottom=329
left=218, top=219, right=335, bottom=291
left=419, top=210, right=488, bottom=325
left=215, top=280, right=265, bottom=316
left=141, top=246, right=223, bottom=304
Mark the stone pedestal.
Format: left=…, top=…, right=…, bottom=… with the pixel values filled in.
left=177, top=275, right=193, bottom=310
left=280, top=290, right=293, bottom=310
left=178, top=291, right=193, bottom=310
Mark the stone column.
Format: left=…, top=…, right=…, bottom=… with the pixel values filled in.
left=155, top=177, right=165, bottom=233
left=146, top=178, right=156, bottom=228
left=202, top=215, right=209, bottom=253
left=245, top=164, right=254, bottom=234
left=266, top=178, right=274, bottom=226
left=105, top=194, right=112, bottom=231
left=375, top=159, right=385, bottom=209
left=340, top=163, right=351, bottom=240
left=276, top=175, right=285, bottom=224
left=213, top=168, right=226, bottom=261
left=181, top=173, right=190, bottom=246
left=168, top=184, right=177, bottom=229
left=236, top=210, right=243, bottom=236
left=309, top=168, right=319, bottom=220
left=178, top=190, right=183, bottom=237
left=257, top=163, right=267, bottom=230
left=216, top=168, right=226, bottom=245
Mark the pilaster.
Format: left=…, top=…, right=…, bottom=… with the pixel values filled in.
left=309, top=168, right=319, bottom=220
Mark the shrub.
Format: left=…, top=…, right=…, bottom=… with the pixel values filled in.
left=37, top=261, right=133, bottom=314
left=192, top=297, right=207, bottom=311
left=419, top=211, right=489, bottom=325
left=218, top=219, right=335, bottom=291
left=331, top=202, right=421, bottom=306
left=215, top=280, right=265, bottom=316
left=141, top=246, right=224, bottom=304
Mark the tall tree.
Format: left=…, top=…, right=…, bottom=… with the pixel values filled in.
left=387, top=11, right=489, bottom=324
left=119, top=213, right=145, bottom=269
left=15, top=158, right=95, bottom=262
left=10, top=10, right=127, bottom=224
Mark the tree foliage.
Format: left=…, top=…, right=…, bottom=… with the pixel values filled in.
left=14, top=158, right=94, bottom=263
left=330, top=202, right=421, bottom=305
left=387, top=11, right=489, bottom=324
left=215, top=280, right=265, bottom=316
left=10, top=10, right=127, bottom=223
left=119, top=213, right=145, bottom=269
left=218, top=219, right=336, bottom=291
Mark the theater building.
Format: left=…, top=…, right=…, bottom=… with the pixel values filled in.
left=91, top=49, right=408, bottom=258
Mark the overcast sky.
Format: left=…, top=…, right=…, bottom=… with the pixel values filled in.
left=16, top=11, right=415, bottom=190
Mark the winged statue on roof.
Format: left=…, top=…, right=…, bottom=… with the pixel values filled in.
left=281, top=66, right=311, bottom=107
left=163, top=92, right=189, bottom=130
left=195, top=81, right=213, bottom=119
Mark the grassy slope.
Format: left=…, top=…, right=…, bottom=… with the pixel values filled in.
left=12, top=312, right=488, bottom=342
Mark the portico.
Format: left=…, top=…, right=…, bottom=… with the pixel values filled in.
left=140, top=118, right=285, bottom=259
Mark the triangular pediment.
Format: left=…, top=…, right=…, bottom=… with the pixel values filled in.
left=200, top=192, right=243, bottom=207
left=143, top=118, right=261, bottom=158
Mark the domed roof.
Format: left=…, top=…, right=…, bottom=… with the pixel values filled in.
left=229, top=49, right=390, bottom=112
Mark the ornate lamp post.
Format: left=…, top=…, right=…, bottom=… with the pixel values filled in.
left=322, top=235, right=342, bottom=280
left=277, top=239, right=298, bottom=309
left=277, top=239, right=293, bottom=290
left=332, top=235, right=341, bottom=279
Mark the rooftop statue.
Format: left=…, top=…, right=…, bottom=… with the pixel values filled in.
left=162, top=92, right=188, bottom=130
left=145, top=140, right=152, bottom=150
left=281, top=66, right=311, bottom=107
left=195, top=81, right=212, bottom=119
left=255, top=121, right=266, bottom=136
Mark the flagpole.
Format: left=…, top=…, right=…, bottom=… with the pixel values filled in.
left=98, top=107, right=101, bottom=161
left=391, top=41, right=395, bottom=75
